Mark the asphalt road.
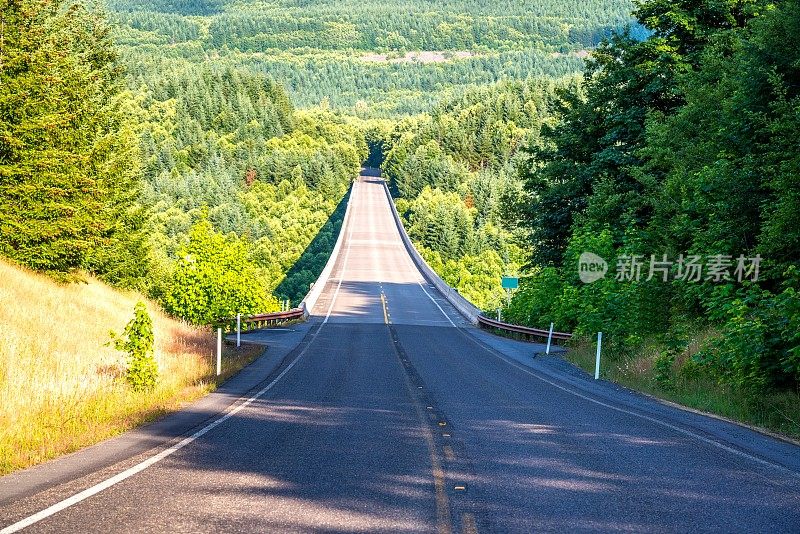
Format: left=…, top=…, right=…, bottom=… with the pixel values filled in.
left=2, top=176, right=799, bottom=533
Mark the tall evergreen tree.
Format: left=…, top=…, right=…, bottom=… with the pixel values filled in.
left=0, top=0, right=146, bottom=284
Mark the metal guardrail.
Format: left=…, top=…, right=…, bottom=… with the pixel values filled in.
left=217, top=308, right=305, bottom=334
left=245, top=309, right=305, bottom=328
left=477, top=315, right=573, bottom=341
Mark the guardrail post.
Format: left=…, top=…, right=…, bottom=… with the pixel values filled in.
left=236, top=314, right=241, bottom=348
left=594, top=332, right=602, bottom=380
left=545, top=322, right=554, bottom=355
left=216, top=328, right=222, bottom=377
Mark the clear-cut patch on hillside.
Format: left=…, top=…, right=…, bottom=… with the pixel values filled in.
left=359, top=51, right=477, bottom=63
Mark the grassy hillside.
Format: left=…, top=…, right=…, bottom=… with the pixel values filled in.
left=0, top=259, right=259, bottom=475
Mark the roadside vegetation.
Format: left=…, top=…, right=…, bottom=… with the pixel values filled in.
left=503, top=0, right=800, bottom=437
left=0, top=0, right=362, bottom=473
left=0, top=259, right=263, bottom=475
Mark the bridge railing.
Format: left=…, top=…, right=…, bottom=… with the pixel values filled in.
left=382, top=179, right=574, bottom=342
left=216, top=308, right=305, bottom=334
left=476, top=315, right=573, bottom=341
left=381, top=181, right=482, bottom=325
left=298, top=180, right=357, bottom=318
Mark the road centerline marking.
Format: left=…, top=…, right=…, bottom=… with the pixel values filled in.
left=381, top=292, right=389, bottom=325
left=388, top=326, right=453, bottom=534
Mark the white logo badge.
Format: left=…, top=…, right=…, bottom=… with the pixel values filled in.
left=578, top=252, right=608, bottom=284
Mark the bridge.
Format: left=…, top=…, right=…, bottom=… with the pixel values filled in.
left=1, top=175, right=799, bottom=532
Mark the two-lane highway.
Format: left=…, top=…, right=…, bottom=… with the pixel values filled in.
left=2, top=176, right=799, bottom=533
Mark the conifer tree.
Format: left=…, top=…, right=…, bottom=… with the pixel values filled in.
left=0, top=0, right=146, bottom=284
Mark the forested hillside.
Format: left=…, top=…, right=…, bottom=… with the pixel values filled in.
left=91, top=0, right=634, bottom=315
left=6, top=0, right=633, bottom=322
left=135, top=64, right=366, bottom=314
left=1, top=0, right=367, bottom=325
left=382, top=79, right=569, bottom=309
left=106, top=0, right=638, bottom=115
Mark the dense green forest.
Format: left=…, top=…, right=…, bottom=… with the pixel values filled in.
left=136, top=64, right=366, bottom=312
left=502, top=0, right=800, bottom=429
left=1, top=0, right=147, bottom=283
left=1, top=0, right=366, bottom=324
left=106, top=0, right=638, bottom=115
left=382, top=79, right=569, bottom=309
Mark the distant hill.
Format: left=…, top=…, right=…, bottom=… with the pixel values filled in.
left=107, top=0, right=636, bottom=116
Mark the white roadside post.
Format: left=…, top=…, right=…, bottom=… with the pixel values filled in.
left=216, top=328, right=222, bottom=377
left=545, top=322, right=555, bottom=355
left=236, top=314, right=241, bottom=348
left=594, top=332, right=603, bottom=380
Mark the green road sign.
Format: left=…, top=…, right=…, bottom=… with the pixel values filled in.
left=501, top=276, right=519, bottom=289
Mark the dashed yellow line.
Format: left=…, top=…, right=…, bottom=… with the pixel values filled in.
left=402, top=377, right=451, bottom=534
left=380, top=292, right=389, bottom=324
left=389, top=329, right=452, bottom=534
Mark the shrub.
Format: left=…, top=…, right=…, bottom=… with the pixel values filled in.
left=654, top=351, right=676, bottom=391
left=696, top=269, right=800, bottom=393
left=166, top=217, right=273, bottom=325
left=112, top=302, right=158, bottom=392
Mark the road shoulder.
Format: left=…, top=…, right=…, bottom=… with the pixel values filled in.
left=462, top=325, right=800, bottom=478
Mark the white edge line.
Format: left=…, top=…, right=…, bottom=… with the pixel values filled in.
left=509, top=351, right=799, bottom=478
left=323, top=183, right=357, bottom=324
left=2, top=186, right=361, bottom=533
left=2, top=342, right=306, bottom=533
left=416, top=281, right=456, bottom=328
left=463, top=318, right=800, bottom=479
left=387, top=197, right=457, bottom=329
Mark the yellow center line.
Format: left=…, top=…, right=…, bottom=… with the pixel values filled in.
left=390, top=330, right=452, bottom=534
left=380, top=292, right=389, bottom=324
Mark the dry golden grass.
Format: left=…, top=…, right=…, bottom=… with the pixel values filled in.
left=0, top=259, right=260, bottom=475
